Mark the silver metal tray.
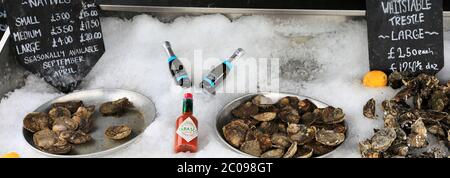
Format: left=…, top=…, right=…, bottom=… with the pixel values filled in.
left=22, top=89, right=157, bottom=158
left=215, top=92, right=346, bottom=158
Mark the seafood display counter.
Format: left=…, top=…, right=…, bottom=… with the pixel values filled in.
left=0, top=2, right=450, bottom=158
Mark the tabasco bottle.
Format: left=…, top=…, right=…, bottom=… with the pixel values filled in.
left=175, top=93, right=198, bottom=153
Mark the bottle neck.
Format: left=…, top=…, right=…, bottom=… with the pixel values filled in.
left=182, top=99, right=193, bottom=114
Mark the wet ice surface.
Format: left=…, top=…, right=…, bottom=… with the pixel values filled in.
left=0, top=14, right=449, bottom=158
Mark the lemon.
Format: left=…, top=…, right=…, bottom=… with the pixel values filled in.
left=363, top=70, right=388, bottom=87
left=1, top=152, right=20, bottom=158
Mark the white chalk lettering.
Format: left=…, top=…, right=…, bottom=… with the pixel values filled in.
left=15, top=41, right=40, bottom=55
left=12, top=29, right=42, bottom=42
left=42, top=56, right=84, bottom=69
left=15, top=16, right=40, bottom=27
left=69, top=45, right=99, bottom=56
left=390, top=60, right=423, bottom=72
left=25, top=0, right=71, bottom=8
left=391, top=28, right=424, bottom=41
left=52, top=67, right=77, bottom=77
left=381, top=0, right=432, bottom=15
left=388, top=13, right=424, bottom=26
left=23, top=51, right=66, bottom=64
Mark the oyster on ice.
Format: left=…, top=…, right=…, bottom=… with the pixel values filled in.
left=363, top=98, right=376, bottom=119
left=231, top=101, right=259, bottom=119
left=105, top=125, right=132, bottom=140
left=59, top=130, right=92, bottom=145
left=315, top=128, right=345, bottom=146
left=23, top=112, right=50, bottom=133
left=51, top=101, right=84, bottom=113
left=72, top=106, right=95, bottom=133
left=240, top=140, right=262, bottom=157
left=100, top=98, right=135, bottom=116
left=33, top=129, right=72, bottom=154
left=52, top=116, right=78, bottom=133
left=222, top=119, right=250, bottom=148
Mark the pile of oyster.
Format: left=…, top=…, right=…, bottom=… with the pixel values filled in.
left=23, top=98, right=135, bottom=155
left=222, top=95, right=347, bottom=158
left=360, top=73, right=450, bottom=158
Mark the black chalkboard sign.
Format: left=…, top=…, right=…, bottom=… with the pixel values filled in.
left=366, top=0, right=444, bottom=75
left=4, top=0, right=105, bottom=93
left=0, top=1, right=6, bottom=38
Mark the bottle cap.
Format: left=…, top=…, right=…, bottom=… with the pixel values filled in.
left=184, top=93, right=193, bottom=99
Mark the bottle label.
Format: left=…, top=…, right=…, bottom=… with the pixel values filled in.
left=176, top=117, right=198, bottom=142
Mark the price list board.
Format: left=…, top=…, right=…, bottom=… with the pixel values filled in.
left=0, top=1, right=6, bottom=38
left=366, top=0, right=444, bottom=75
left=5, top=0, right=105, bottom=93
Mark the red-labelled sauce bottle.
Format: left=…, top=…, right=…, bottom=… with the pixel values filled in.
left=175, top=93, right=198, bottom=153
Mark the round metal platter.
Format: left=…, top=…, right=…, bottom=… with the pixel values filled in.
left=22, top=89, right=157, bottom=157
left=215, top=92, right=347, bottom=158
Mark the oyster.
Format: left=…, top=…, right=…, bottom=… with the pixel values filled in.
left=370, top=128, right=396, bottom=152
left=252, top=112, right=277, bottom=122
left=23, top=112, right=50, bottom=133
left=72, top=106, right=95, bottom=133
left=407, top=119, right=428, bottom=148
left=359, top=140, right=380, bottom=158
left=278, top=106, right=300, bottom=124
left=48, top=107, right=71, bottom=121
left=282, top=142, right=297, bottom=158
left=277, top=96, right=299, bottom=109
left=244, top=128, right=271, bottom=152
left=394, top=86, right=417, bottom=102
left=222, top=119, right=250, bottom=148
left=288, top=124, right=316, bottom=145
left=261, top=149, right=284, bottom=158
left=428, top=90, right=448, bottom=111
left=231, top=102, right=259, bottom=119
left=52, top=116, right=78, bottom=133
left=259, top=121, right=278, bottom=135
left=51, top=101, right=84, bottom=113
left=294, top=146, right=314, bottom=158
left=105, top=125, right=132, bottom=140
left=59, top=130, right=92, bottom=144
left=381, top=100, right=410, bottom=116
left=298, top=99, right=317, bottom=114
left=271, top=133, right=290, bottom=148
left=398, top=112, right=417, bottom=131
left=363, top=98, right=376, bottom=119
left=305, top=142, right=334, bottom=156
left=386, top=143, right=409, bottom=157
left=321, top=106, right=345, bottom=124
left=300, top=112, right=318, bottom=126
left=383, top=114, right=398, bottom=128
left=414, top=110, right=448, bottom=122
left=100, top=97, right=134, bottom=116
left=388, top=71, right=408, bottom=89
left=245, top=128, right=262, bottom=141
left=315, top=128, right=345, bottom=146
left=240, top=140, right=262, bottom=157
left=33, top=129, right=72, bottom=154
left=258, top=133, right=273, bottom=152
left=410, top=148, right=447, bottom=158
left=252, top=95, right=273, bottom=107
left=277, top=122, right=287, bottom=133
left=427, top=124, right=446, bottom=138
